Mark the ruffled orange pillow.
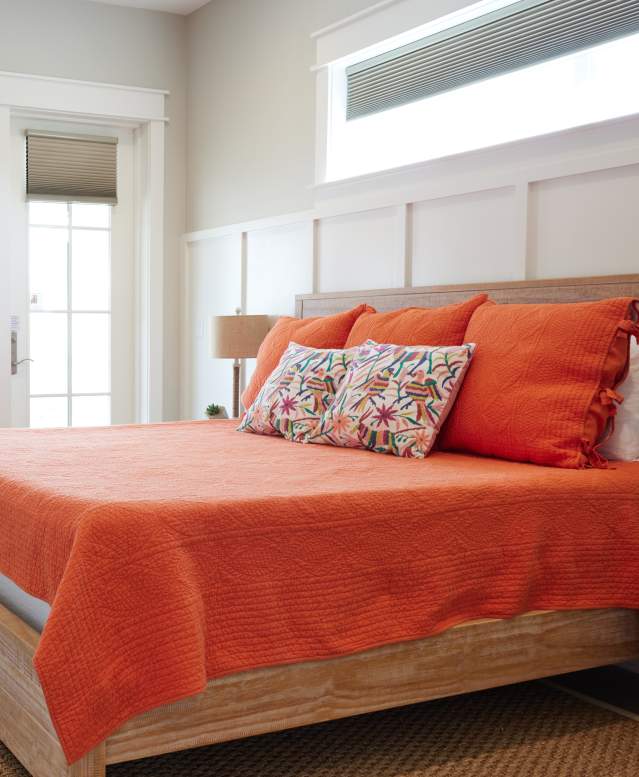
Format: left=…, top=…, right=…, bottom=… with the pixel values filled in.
left=241, top=304, right=374, bottom=411
left=440, top=297, right=639, bottom=468
left=344, top=294, right=488, bottom=348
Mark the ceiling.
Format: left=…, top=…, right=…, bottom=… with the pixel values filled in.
left=84, top=0, right=209, bottom=14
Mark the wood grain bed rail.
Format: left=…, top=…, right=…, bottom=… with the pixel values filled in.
left=1, top=604, right=638, bottom=775
left=105, top=608, right=639, bottom=766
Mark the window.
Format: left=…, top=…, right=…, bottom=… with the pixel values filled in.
left=326, top=0, right=639, bottom=182
left=28, top=201, right=112, bottom=428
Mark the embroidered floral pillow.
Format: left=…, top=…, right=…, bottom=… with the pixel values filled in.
left=304, top=341, right=476, bottom=458
left=238, top=342, right=356, bottom=441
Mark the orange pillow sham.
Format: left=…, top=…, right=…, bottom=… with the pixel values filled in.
left=241, top=304, right=374, bottom=410
left=344, top=294, right=488, bottom=348
left=440, top=297, right=639, bottom=469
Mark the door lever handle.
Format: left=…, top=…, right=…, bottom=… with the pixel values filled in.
left=11, top=357, right=34, bottom=370
left=10, top=329, right=33, bottom=375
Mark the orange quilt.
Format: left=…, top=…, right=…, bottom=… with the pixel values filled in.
left=0, top=420, right=638, bottom=763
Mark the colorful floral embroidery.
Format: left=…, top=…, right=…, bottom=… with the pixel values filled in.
left=238, top=343, right=356, bottom=441
left=305, top=341, right=476, bottom=458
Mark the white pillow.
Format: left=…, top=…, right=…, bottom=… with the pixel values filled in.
left=601, top=339, right=639, bottom=461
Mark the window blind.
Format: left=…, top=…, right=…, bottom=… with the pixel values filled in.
left=346, top=0, right=639, bottom=120
left=26, top=131, right=118, bottom=204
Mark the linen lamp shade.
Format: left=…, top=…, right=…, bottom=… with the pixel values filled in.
left=209, top=314, right=270, bottom=359
left=209, top=313, right=270, bottom=417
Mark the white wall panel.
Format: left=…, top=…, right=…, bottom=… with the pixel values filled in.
left=243, top=221, right=314, bottom=390
left=528, top=165, right=639, bottom=279
left=246, top=222, right=313, bottom=316
left=188, top=235, right=241, bottom=420
left=318, top=207, right=402, bottom=292
left=412, top=187, right=520, bottom=286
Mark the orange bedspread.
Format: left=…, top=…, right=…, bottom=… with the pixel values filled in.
left=0, top=421, right=638, bottom=763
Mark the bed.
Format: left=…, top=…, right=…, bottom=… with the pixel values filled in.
left=0, top=274, right=638, bottom=777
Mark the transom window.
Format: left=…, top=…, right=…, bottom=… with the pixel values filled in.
left=28, top=201, right=111, bottom=428
left=326, top=1, right=639, bottom=182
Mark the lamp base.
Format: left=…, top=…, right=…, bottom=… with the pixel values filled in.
left=232, top=360, right=240, bottom=418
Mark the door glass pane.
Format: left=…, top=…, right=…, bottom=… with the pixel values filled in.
left=72, top=396, right=111, bottom=427
left=30, top=397, right=68, bottom=428
left=72, top=314, right=110, bottom=393
left=30, top=313, right=68, bottom=395
left=27, top=200, right=114, bottom=430
left=72, top=230, right=110, bottom=311
left=28, top=201, right=68, bottom=226
left=29, top=227, right=68, bottom=311
left=72, top=203, right=110, bottom=229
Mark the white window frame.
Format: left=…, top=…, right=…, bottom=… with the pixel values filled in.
left=0, top=71, right=166, bottom=427
left=311, top=0, right=639, bottom=188
left=312, top=0, right=477, bottom=185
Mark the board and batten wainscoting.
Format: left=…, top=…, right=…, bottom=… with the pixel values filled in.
left=181, top=113, right=639, bottom=421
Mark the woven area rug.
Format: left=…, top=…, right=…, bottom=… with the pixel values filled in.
left=1, top=681, right=638, bottom=776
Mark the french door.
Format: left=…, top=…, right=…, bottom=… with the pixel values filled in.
left=7, top=118, right=135, bottom=428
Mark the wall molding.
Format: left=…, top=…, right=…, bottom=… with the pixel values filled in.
left=0, top=71, right=168, bottom=125
left=0, top=107, right=11, bottom=426
left=310, top=0, right=401, bottom=40
left=180, top=237, right=192, bottom=422
left=183, top=209, right=316, bottom=244
left=0, top=70, right=169, bottom=94
left=134, top=120, right=166, bottom=423
left=312, top=0, right=472, bottom=68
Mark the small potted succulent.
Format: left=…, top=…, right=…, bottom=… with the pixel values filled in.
left=205, top=403, right=228, bottom=419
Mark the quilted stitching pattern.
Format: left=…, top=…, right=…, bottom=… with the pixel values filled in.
left=0, top=422, right=637, bottom=761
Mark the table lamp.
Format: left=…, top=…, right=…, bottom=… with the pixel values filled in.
left=209, top=310, right=270, bottom=418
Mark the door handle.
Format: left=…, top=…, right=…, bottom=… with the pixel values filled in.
left=10, top=331, right=33, bottom=375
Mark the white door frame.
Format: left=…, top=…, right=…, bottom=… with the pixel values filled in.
left=0, top=70, right=167, bottom=426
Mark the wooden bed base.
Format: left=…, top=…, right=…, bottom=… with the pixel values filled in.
left=1, top=604, right=639, bottom=776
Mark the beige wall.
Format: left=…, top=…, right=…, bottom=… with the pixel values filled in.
left=186, top=0, right=373, bottom=231
left=0, top=0, right=187, bottom=420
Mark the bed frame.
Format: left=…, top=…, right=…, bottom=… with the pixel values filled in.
left=1, top=273, right=638, bottom=777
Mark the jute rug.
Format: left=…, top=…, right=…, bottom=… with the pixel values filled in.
left=1, top=681, right=637, bottom=776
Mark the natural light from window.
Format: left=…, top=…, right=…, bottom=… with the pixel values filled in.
left=326, top=29, right=639, bottom=182
left=28, top=201, right=112, bottom=429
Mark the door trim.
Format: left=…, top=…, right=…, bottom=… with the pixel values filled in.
left=0, top=71, right=166, bottom=426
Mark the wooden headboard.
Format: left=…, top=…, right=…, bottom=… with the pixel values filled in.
left=295, top=275, right=639, bottom=319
